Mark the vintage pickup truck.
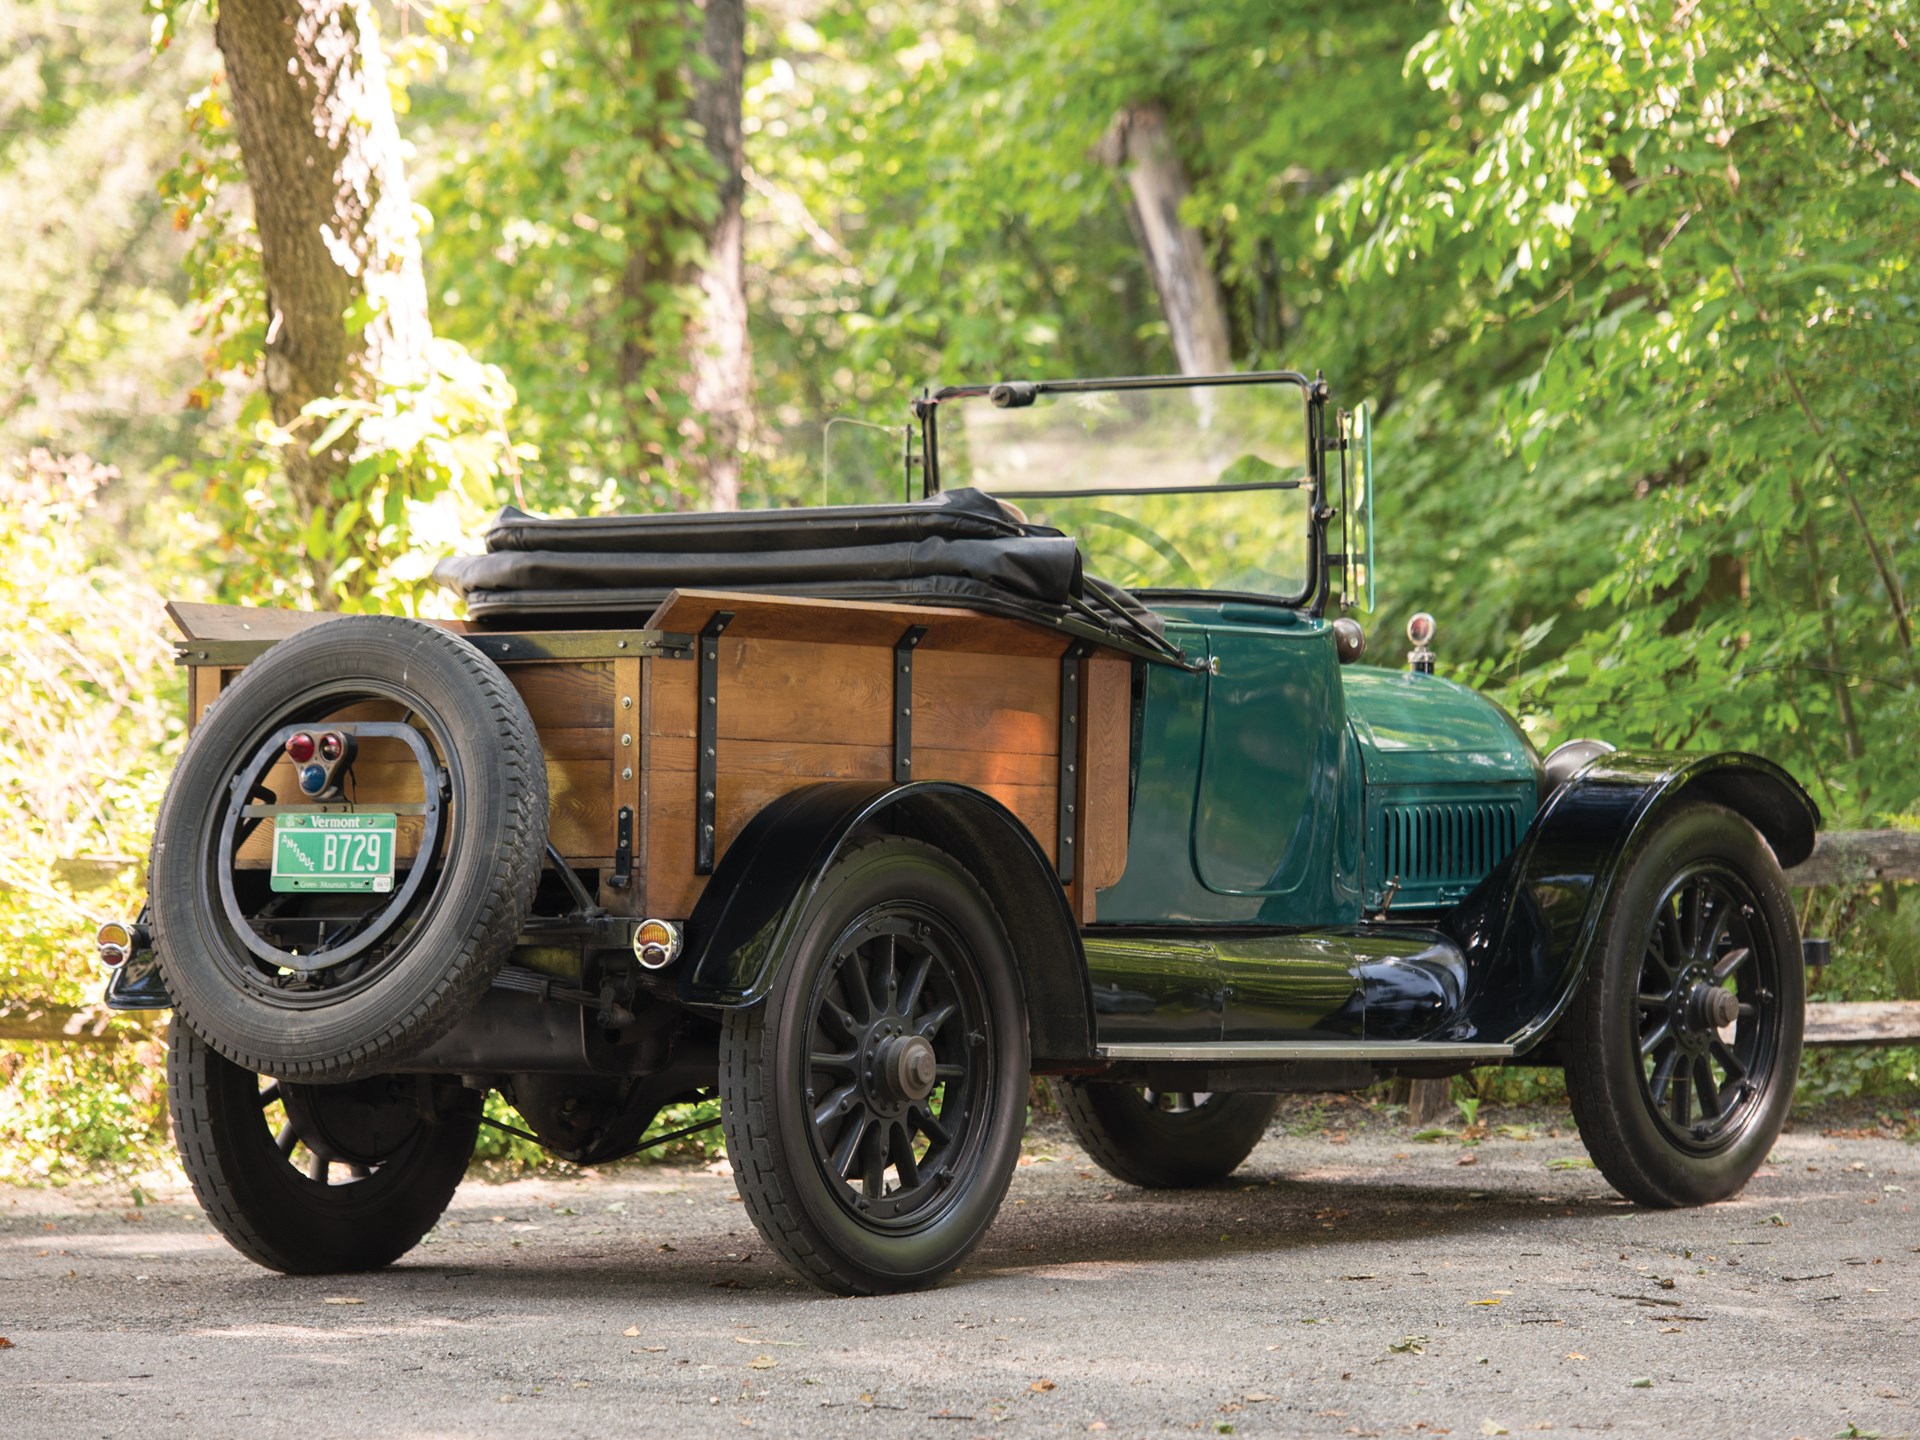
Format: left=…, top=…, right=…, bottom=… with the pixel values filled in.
left=100, top=370, right=1818, bottom=1295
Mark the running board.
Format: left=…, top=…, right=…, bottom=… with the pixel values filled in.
left=1097, top=1040, right=1515, bottom=1063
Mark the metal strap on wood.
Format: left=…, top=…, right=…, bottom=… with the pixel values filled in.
left=694, top=611, right=734, bottom=875
left=893, top=625, right=928, bottom=785
left=1057, top=640, right=1092, bottom=882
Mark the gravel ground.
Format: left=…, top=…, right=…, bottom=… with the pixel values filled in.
left=3, top=1100, right=1917, bottom=1440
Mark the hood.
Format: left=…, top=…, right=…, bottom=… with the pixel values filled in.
left=1342, top=665, right=1543, bottom=791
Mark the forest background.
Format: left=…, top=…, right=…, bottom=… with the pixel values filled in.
left=3, top=0, right=1916, bottom=1176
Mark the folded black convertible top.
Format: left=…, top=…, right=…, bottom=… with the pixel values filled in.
left=434, top=488, right=1188, bottom=666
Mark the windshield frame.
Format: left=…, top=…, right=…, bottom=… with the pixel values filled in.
left=911, top=370, right=1331, bottom=615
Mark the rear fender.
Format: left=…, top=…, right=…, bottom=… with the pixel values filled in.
left=1447, top=751, right=1818, bottom=1054
left=675, top=781, right=1096, bottom=1066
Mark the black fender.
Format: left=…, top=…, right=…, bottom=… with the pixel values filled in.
left=674, top=780, right=1096, bottom=1066
left=1444, top=750, right=1818, bottom=1055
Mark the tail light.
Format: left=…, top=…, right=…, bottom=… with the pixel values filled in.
left=96, top=922, right=135, bottom=968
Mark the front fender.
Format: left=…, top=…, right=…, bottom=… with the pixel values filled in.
left=1446, top=751, right=1818, bottom=1055
left=675, top=780, right=1096, bottom=1066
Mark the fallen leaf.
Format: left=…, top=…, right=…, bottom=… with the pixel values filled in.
left=1481, top=1423, right=1509, bottom=1437
left=1470, top=1297, right=1502, bottom=1307
left=0, top=1337, right=13, bottom=1350
left=623, top=1326, right=641, bottom=1337
left=1390, top=1335, right=1428, bottom=1354
left=1456, top=1153, right=1479, bottom=1167
left=1031, top=1378, right=1057, bottom=1392
left=322, top=1297, right=364, bottom=1306
left=1244, top=1393, right=1278, bottom=1403
left=747, top=1355, right=778, bottom=1370
left=657, top=1242, right=676, bottom=1253
left=1565, top=1353, right=1585, bottom=1361
left=1630, top=1378, right=1653, bottom=1389
left=631, top=1347, right=666, bottom=1354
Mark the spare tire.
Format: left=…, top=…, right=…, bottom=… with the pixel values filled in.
left=150, top=616, right=546, bottom=1082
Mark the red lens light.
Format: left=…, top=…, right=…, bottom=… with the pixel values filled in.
left=286, top=732, right=316, bottom=763
left=318, top=731, right=345, bottom=761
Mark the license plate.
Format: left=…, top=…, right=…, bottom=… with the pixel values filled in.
left=270, top=813, right=398, bottom=893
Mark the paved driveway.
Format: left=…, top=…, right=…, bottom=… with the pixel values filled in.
left=3, top=1106, right=1916, bottom=1439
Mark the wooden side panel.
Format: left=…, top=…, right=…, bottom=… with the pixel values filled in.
left=649, top=640, right=1060, bottom=753
left=642, top=635, right=1068, bottom=917
left=1081, top=655, right=1133, bottom=918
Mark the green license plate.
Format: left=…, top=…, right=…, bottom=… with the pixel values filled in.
left=270, top=813, right=399, bottom=893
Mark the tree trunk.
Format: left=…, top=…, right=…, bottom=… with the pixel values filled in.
left=686, top=0, right=749, bottom=511
left=619, top=12, right=684, bottom=490
left=215, top=0, right=431, bottom=579
left=1098, top=105, right=1232, bottom=376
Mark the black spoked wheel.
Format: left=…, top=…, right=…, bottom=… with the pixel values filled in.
left=1052, top=1079, right=1279, bottom=1188
left=1565, top=803, right=1802, bottom=1207
left=151, top=616, right=545, bottom=1082
left=802, top=905, right=989, bottom=1221
left=721, top=838, right=1028, bottom=1295
left=168, top=1021, right=479, bottom=1273
left=1633, top=866, right=1784, bottom=1151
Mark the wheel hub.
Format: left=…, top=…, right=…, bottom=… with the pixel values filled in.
left=876, top=1033, right=938, bottom=1103
left=858, top=1019, right=938, bottom=1116
left=1688, top=980, right=1740, bottom=1034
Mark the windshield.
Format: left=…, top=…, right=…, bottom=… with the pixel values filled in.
left=925, top=374, right=1316, bottom=601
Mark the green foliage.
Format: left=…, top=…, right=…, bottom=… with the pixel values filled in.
left=0, top=1042, right=171, bottom=1181
left=409, top=0, right=722, bottom=509
left=0, top=452, right=181, bottom=1177
left=0, top=452, right=182, bottom=1010
left=1322, top=0, right=1920, bottom=825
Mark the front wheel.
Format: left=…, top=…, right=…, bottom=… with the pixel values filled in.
left=1051, top=1081, right=1279, bottom=1188
left=1563, top=803, right=1803, bottom=1208
left=168, top=1021, right=479, bottom=1273
left=720, top=838, right=1029, bottom=1295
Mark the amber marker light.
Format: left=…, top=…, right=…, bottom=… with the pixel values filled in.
left=633, top=919, right=683, bottom=970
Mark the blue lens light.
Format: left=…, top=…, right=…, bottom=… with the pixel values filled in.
left=298, top=763, right=330, bottom=795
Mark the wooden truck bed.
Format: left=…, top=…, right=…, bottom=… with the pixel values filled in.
left=172, top=589, right=1133, bottom=925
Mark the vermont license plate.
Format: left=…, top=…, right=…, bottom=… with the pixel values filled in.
left=270, top=813, right=398, bottom=893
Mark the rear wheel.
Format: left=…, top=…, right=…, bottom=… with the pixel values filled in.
left=168, top=1021, right=479, bottom=1273
left=1052, top=1081, right=1279, bottom=1188
left=720, top=838, right=1028, bottom=1295
left=1563, top=803, right=1802, bottom=1207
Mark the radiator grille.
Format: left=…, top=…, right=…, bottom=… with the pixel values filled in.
left=1379, top=799, right=1523, bottom=888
